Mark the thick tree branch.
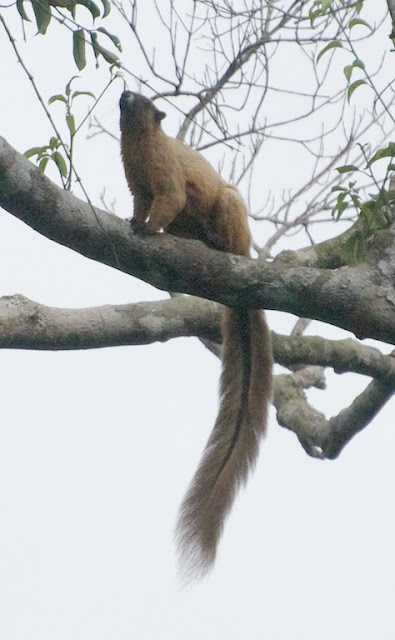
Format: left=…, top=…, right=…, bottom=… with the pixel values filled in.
left=0, top=295, right=220, bottom=350
left=0, top=136, right=394, bottom=345
left=272, top=222, right=363, bottom=270
left=1, top=294, right=394, bottom=384
left=1, top=290, right=393, bottom=458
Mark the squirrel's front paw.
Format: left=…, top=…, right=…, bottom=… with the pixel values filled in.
left=130, top=218, right=161, bottom=235
left=130, top=218, right=148, bottom=233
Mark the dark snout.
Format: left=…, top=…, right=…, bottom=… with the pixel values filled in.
left=119, top=90, right=138, bottom=112
left=119, top=91, right=166, bottom=125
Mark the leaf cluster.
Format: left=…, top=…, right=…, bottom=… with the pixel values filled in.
left=24, top=135, right=67, bottom=179
left=332, top=142, right=395, bottom=262
left=74, top=26, right=121, bottom=70
left=16, top=0, right=121, bottom=70
left=24, top=77, right=96, bottom=187
left=314, top=0, right=371, bottom=103
left=17, top=0, right=110, bottom=34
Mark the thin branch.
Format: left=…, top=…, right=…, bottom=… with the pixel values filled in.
left=325, top=372, right=395, bottom=458
left=273, top=334, right=395, bottom=382
left=273, top=365, right=395, bottom=460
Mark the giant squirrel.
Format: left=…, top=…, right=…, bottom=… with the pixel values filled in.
left=120, top=91, right=273, bottom=579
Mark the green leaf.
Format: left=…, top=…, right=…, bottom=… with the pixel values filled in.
left=322, top=0, right=333, bottom=10
left=357, top=199, right=389, bottom=232
left=91, top=34, right=120, bottom=66
left=65, top=76, right=79, bottom=97
left=73, top=29, right=87, bottom=71
left=343, top=65, right=353, bottom=82
left=76, top=0, right=100, bottom=20
left=317, top=40, right=343, bottom=64
left=24, top=146, right=46, bottom=158
left=309, top=10, right=321, bottom=28
left=356, top=0, right=364, bottom=14
left=309, top=3, right=322, bottom=28
left=350, top=194, right=361, bottom=210
left=344, top=231, right=366, bottom=264
left=348, top=18, right=371, bottom=30
left=90, top=32, right=100, bottom=64
left=367, top=143, right=395, bottom=166
left=66, top=114, right=76, bottom=136
left=49, top=136, right=60, bottom=150
left=52, top=151, right=68, bottom=178
left=48, top=94, right=68, bottom=105
left=388, top=164, right=395, bottom=172
left=97, top=27, right=122, bottom=51
left=16, top=0, right=31, bottom=22
left=336, top=165, right=359, bottom=174
left=344, top=59, right=365, bottom=83
left=359, top=201, right=376, bottom=225
left=347, top=79, right=368, bottom=102
left=101, top=0, right=111, bottom=17
left=96, top=46, right=121, bottom=66
left=72, top=90, right=96, bottom=100
left=353, top=59, right=365, bottom=70
left=39, top=157, right=50, bottom=173
left=332, top=192, right=349, bottom=221
left=31, top=0, right=51, bottom=34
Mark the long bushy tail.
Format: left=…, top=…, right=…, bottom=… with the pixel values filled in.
left=176, top=308, right=273, bottom=580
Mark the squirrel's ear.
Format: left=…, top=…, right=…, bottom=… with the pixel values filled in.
left=155, top=109, right=167, bottom=122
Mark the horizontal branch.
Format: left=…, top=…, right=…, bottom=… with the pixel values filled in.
left=0, top=295, right=220, bottom=350
left=0, top=136, right=394, bottom=344
left=1, top=291, right=393, bottom=459
left=1, top=294, right=394, bottom=384
left=273, top=333, right=395, bottom=382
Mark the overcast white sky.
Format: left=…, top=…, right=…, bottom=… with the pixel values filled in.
left=0, top=2, right=394, bottom=639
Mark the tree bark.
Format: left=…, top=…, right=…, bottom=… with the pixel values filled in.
left=0, top=137, right=394, bottom=344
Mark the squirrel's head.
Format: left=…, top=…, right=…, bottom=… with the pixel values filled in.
left=119, top=91, right=166, bottom=134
